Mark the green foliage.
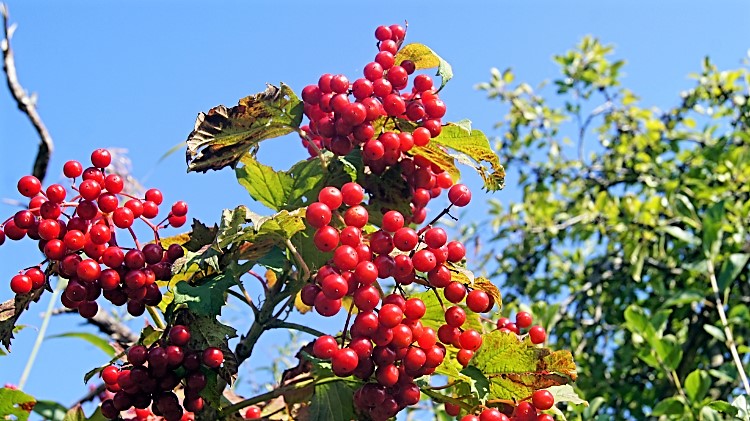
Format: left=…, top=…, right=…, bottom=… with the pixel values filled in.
left=46, top=332, right=116, bottom=357
left=475, top=36, right=750, bottom=419
left=394, top=43, right=453, bottom=90
left=307, top=381, right=357, bottom=421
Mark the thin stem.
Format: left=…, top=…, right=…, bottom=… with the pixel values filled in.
left=146, top=306, right=166, bottom=330
left=266, top=321, right=326, bottom=338
left=284, top=239, right=310, bottom=282
left=18, top=282, right=61, bottom=389
left=706, top=259, right=750, bottom=394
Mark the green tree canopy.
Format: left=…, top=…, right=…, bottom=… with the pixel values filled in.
left=475, top=37, right=750, bottom=420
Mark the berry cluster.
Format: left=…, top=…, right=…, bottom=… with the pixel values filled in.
left=2, top=148, right=187, bottom=319
left=497, top=311, right=547, bottom=345
left=445, top=389, right=556, bottom=421
left=298, top=23, right=461, bottom=219
left=99, top=325, right=224, bottom=421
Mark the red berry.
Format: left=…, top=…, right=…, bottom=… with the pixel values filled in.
left=344, top=205, right=368, bottom=228
left=331, top=348, right=358, bottom=377
left=393, top=227, right=418, bottom=251
left=529, top=326, right=546, bottom=344
left=306, top=202, right=332, bottom=228
left=91, top=148, right=112, bottom=168
left=46, top=184, right=67, bottom=203
left=532, top=389, right=555, bottom=410
left=459, top=329, right=483, bottom=351
left=10, top=274, right=32, bottom=294
left=466, top=290, right=491, bottom=313
left=169, top=325, right=191, bottom=346
left=424, top=227, right=447, bottom=248
left=403, top=298, right=426, bottom=320
left=202, top=347, right=224, bottom=368
left=63, top=160, right=83, bottom=178
left=244, top=406, right=262, bottom=420
left=448, top=184, right=472, bottom=207
left=17, top=175, right=41, bottom=198
left=313, top=226, right=339, bottom=252
left=374, top=25, right=392, bottom=41
left=445, top=306, right=466, bottom=328
left=378, top=303, right=403, bottom=328
left=516, top=311, right=533, bottom=329
left=457, top=348, right=474, bottom=367
left=341, top=182, right=365, bottom=205
left=412, top=249, right=437, bottom=272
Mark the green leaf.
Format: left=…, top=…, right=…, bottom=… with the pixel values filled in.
left=62, top=406, right=107, bottom=421
left=660, top=225, right=700, bottom=245
left=684, top=369, right=711, bottom=402
left=623, top=305, right=658, bottom=348
left=708, top=400, right=739, bottom=416
left=0, top=387, right=35, bottom=421
left=703, top=324, right=726, bottom=342
left=717, top=253, right=750, bottom=292
left=215, top=206, right=252, bottom=250
left=453, top=118, right=472, bottom=134
left=732, top=395, right=750, bottom=420
left=459, top=366, right=490, bottom=404
left=546, top=384, right=588, bottom=406
left=32, top=400, right=68, bottom=421
left=47, top=332, right=115, bottom=357
left=173, top=272, right=237, bottom=317
left=185, top=83, right=304, bottom=172
left=651, top=397, right=686, bottom=416
left=469, top=330, right=577, bottom=400
left=661, top=290, right=705, bottom=308
left=394, top=43, right=453, bottom=90
left=308, top=380, right=357, bottom=421
left=702, top=201, right=725, bottom=258
left=417, top=124, right=505, bottom=191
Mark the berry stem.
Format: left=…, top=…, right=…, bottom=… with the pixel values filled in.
left=284, top=239, right=310, bottom=283
left=146, top=305, right=166, bottom=330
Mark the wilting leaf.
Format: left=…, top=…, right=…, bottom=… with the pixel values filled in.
left=0, top=288, right=44, bottom=351
left=470, top=330, right=577, bottom=400
left=429, top=125, right=505, bottom=191
left=186, top=83, right=304, bottom=172
left=394, top=43, right=454, bottom=90
left=0, top=387, right=35, bottom=421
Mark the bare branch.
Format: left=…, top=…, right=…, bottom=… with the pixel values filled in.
left=0, top=4, right=54, bottom=181
left=52, top=307, right=138, bottom=344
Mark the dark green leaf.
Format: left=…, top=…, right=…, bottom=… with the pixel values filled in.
left=0, top=387, right=35, bottom=421
left=62, top=406, right=107, bottom=421
left=661, top=290, right=705, bottom=308
left=173, top=272, right=237, bottom=317
left=459, top=366, right=490, bottom=404
left=186, top=83, right=304, bottom=172
left=651, top=397, right=686, bottom=416
left=47, top=332, right=115, bottom=357
left=308, top=380, right=357, bottom=421
left=0, top=288, right=44, bottom=351
left=175, top=311, right=238, bottom=385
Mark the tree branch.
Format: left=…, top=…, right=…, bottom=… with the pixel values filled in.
left=1, top=4, right=54, bottom=181
left=52, top=307, right=138, bottom=344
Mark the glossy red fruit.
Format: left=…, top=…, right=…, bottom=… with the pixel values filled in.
left=91, top=148, right=112, bottom=168
left=529, top=325, right=547, bottom=344
left=515, top=311, right=533, bottom=329
left=202, top=347, right=224, bottom=368
left=244, top=406, right=262, bottom=419
left=466, top=290, right=491, bottom=313
left=63, top=160, right=84, bottom=178
left=10, top=274, right=32, bottom=294
left=17, top=175, right=42, bottom=197
left=448, top=184, right=472, bottom=207
left=532, top=389, right=555, bottom=410
left=169, top=325, right=191, bottom=346
left=331, top=348, right=358, bottom=377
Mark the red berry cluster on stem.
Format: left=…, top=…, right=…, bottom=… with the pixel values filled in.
left=99, top=325, right=224, bottom=421
left=2, top=148, right=188, bottom=319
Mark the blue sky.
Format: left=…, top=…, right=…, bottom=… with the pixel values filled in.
left=1, top=0, right=749, bottom=417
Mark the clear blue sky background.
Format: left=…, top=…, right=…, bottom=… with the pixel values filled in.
left=1, top=1, right=749, bottom=418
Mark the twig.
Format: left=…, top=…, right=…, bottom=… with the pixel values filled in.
left=706, top=259, right=750, bottom=394
left=0, top=4, right=54, bottom=182
left=266, top=320, right=325, bottom=338
left=52, top=307, right=138, bottom=344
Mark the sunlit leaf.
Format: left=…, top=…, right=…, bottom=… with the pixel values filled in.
left=394, top=43, right=453, bottom=90
left=0, top=387, right=35, bottom=421
left=47, top=332, right=115, bottom=357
